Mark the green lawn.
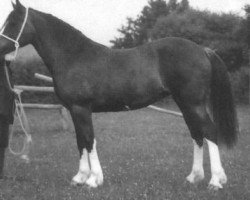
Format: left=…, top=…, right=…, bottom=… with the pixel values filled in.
left=0, top=104, right=249, bottom=200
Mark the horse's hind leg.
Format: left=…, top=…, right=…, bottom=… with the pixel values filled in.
left=206, top=139, right=227, bottom=190
left=175, top=102, right=206, bottom=184
left=174, top=98, right=227, bottom=189
left=70, top=105, right=103, bottom=188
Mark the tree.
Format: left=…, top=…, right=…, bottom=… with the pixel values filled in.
left=243, top=5, right=250, bottom=103
left=111, top=0, right=191, bottom=48
left=245, top=5, right=250, bottom=42
left=168, top=0, right=178, bottom=12
left=244, top=5, right=250, bottom=48
left=111, top=0, right=170, bottom=48
left=151, top=9, right=244, bottom=70
left=177, top=0, right=189, bottom=13
left=151, top=9, right=208, bottom=43
left=112, top=18, right=138, bottom=48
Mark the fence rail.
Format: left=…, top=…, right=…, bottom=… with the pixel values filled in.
left=17, top=103, right=62, bottom=109
left=15, top=85, right=54, bottom=92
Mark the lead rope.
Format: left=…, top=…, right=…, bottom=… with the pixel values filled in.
left=4, top=62, right=32, bottom=162
left=0, top=6, right=31, bottom=162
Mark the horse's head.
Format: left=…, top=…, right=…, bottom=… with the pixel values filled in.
left=0, top=0, right=35, bottom=56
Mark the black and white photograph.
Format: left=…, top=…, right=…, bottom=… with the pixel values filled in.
left=0, top=0, right=249, bottom=199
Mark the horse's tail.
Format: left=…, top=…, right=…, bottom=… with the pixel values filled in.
left=205, top=48, right=239, bottom=148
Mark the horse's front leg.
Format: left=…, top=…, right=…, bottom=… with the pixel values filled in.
left=0, top=117, right=9, bottom=179
left=70, top=105, right=103, bottom=188
left=186, top=140, right=204, bottom=183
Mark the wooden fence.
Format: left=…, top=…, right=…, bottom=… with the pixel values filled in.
left=14, top=84, right=72, bottom=131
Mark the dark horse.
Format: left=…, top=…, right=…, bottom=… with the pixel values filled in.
left=0, top=56, right=15, bottom=179
left=0, top=1, right=238, bottom=190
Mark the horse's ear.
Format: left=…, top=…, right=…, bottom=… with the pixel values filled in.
left=11, top=0, right=17, bottom=9
left=16, top=0, right=20, bottom=6
left=12, top=0, right=24, bottom=10
left=16, top=0, right=23, bottom=9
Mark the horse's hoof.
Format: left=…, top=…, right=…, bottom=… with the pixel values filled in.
left=208, top=171, right=227, bottom=191
left=21, top=155, right=30, bottom=164
left=186, top=170, right=204, bottom=184
left=70, top=180, right=83, bottom=186
left=219, top=175, right=227, bottom=185
left=208, top=176, right=226, bottom=190
left=208, top=183, right=223, bottom=191
left=85, top=173, right=103, bottom=188
left=71, top=172, right=89, bottom=186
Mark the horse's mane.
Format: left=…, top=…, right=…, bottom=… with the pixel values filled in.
left=31, top=8, right=108, bottom=52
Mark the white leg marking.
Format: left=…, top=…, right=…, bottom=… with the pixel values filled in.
left=71, top=148, right=90, bottom=185
left=186, top=140, right=204, bottom=183
left=86, top=139, right=104, bottom=188
left=206, top=139, right=227, bottom=190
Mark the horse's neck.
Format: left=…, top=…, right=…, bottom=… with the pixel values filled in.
left=31, top=11, right=106, bottom=74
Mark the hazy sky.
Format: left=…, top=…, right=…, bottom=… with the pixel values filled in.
left=0, top=0, right=248, bottom=46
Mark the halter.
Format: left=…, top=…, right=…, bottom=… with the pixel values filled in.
left=0, top=7, right=29, bottom=60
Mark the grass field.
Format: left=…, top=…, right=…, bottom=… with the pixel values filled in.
left=0, top=104, right=249, bottom=200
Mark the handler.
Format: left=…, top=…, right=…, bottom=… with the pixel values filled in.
left=0, top=56, right=15, bottom=179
